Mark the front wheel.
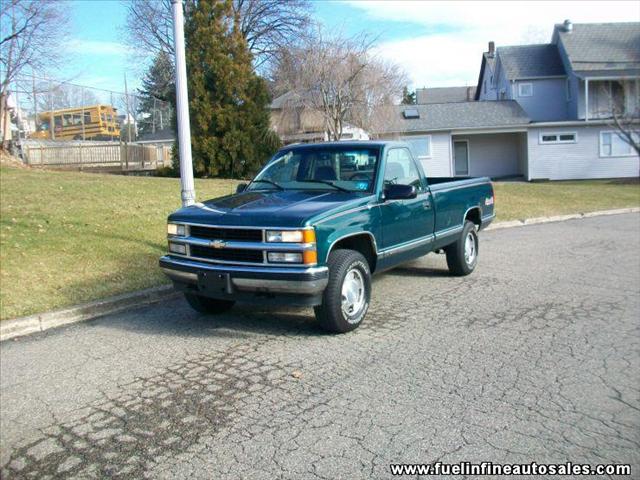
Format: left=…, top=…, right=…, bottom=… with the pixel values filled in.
left=314, top=249, right=371, bottom=333
left=184, top=292, right=235, bottom=314
left=445, top=220, right=479, bottom=276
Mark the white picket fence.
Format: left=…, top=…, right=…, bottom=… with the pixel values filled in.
left=22, top=142, right=172, bottom=171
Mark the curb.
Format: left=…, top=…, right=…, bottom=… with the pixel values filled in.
left=0, top=285, right=178, bottom=342
left=1, top=207, right=638, bottom=342
left=485, top=207, right=640, bottom=231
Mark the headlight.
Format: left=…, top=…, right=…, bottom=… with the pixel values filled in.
left=167, top=223, right=186, bottom=236
left=267, top=252, right=303, bottom=263
left=266, top=229, right=315, bottom=243
left=168, top=242, right=187, bottom=254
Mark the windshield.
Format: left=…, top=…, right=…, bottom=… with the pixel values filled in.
left=247, top=147, right=380, bottom=193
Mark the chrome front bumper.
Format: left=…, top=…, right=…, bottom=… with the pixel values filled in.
left=159, top=255, right=329, bottom=296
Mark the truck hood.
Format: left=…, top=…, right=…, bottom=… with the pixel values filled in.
left=168, top=190, right=371, bottom=227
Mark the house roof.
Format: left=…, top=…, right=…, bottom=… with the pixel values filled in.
left=474, top=52, right=497, bottom=100
left=270, top=91, right=296, bottom=109
left=554, top=22, right=640, bottom=76
left=416, top=86, right=477, bottom=104
left=377, top=101, right=530, bottom=134
left=497, top=44, right=566, bottom=79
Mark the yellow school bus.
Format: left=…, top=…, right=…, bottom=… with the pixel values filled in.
left=31, top=105, right=120, bottom=141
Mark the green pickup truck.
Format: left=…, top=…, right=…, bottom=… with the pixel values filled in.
left=160, top=141, right=495, bottom=333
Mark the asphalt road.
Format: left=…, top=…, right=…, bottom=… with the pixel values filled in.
left=1, top=214, right=639, bottom=479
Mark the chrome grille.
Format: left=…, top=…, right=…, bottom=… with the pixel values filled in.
left=189, top=245, right=264, bottom=263
left=189, top=226, right=262, bottom=242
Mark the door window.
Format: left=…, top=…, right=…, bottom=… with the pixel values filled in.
left=384, top=148, right=423, bottom=192
left=453, top=141, right=469, bottom=176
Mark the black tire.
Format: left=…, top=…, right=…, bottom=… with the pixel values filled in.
left=184, top=292, right=235, bottom=314
left=445, top=220, right=479, bottom=276
left=314, top=249, right=371, bottom=333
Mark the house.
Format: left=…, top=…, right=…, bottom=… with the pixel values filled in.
left=270, top=91, right=369, bottom=145
left=379, top=21, right=639, bottom=181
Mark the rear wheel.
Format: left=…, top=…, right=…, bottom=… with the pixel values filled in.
left=184, top=292, right=235, bottom=314
left=445, top=220, right=479, bottom=276
left=314, top=249, right=371, bottom=333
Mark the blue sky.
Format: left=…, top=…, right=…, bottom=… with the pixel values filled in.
left=56, top=0, right=639, bottom=96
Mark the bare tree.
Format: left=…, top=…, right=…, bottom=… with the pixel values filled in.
left=609, top=82, right=640, bottom=157
left=0, top=0, right=67, bottom=146
left=272, top=30, right=407, bottom=141
left=610, top=111, right=640, bottom=156
left=124, top=0, right=312, bottom=69
left=600, top=81, right=640, bottom=169
left=36, top=83, right=100, bottom=111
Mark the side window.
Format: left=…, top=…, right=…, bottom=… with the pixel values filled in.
left=384, top=148, right=423, bottom=192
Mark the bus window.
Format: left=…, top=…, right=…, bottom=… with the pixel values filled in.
left=101, top=113, right=106, bottom=123
left=84, top=112, right=91, bottom=124
left=54, top=116, right=63, bottom=128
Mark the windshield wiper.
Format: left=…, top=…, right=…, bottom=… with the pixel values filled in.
left=299, top=179, right=352, bottom=192
left=250, top=179, right=284, bottom=190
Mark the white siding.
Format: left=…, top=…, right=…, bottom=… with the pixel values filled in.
left=423, top=132, right=452, bottom=177
left=528, top=125, right=640, bottom=180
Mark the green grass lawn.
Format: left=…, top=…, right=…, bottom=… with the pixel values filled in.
left=1, top=165, right=638, bottom=320
left=0, top=165, right=237, bottom=320
left=492, top=179, right=639, bottom=222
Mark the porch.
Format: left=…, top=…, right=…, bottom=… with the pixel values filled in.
left=450, top=131, right=528, bottom=179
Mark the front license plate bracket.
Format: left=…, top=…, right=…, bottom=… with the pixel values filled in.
left=198, top=271, right=232, bottom=295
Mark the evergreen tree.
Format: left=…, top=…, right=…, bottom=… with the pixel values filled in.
left=137, top=51, right=175, bottom=135
left=401, top=86, right=416, bottom=105
left=182, top=0, right=280, bottom=178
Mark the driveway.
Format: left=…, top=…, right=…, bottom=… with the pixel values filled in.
left=1, top=214, right=639, bottom=479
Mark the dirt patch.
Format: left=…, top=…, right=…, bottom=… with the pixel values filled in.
left=0, top=150, right=28, bottom=169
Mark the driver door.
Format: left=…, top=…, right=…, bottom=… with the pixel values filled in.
left=378, top=148, right=434, bottom=259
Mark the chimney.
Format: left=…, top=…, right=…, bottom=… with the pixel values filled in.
left=563, top=19, right=573, bottom=32
left=488, top=41, right=495, bottom=57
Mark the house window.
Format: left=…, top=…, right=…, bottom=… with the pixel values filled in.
left=401, top=136, right=432, bottom=159
left=539, top=132, right=577, bottom=144
left=518, top=83, right=533, bottom=97
left=600, top=131, right=635, bottom=157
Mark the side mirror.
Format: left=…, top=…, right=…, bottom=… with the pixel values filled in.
left=236, top=183, right=248, bottom=193
left=385, top=184, right=417, bottom=200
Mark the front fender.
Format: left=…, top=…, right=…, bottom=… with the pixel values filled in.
left=313, top=205, right=381, bottom=265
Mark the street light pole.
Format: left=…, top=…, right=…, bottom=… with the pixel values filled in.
left=172, top=0, right=196, bottom=207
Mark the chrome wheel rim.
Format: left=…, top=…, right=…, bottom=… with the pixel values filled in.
left=341, top=268, right=366, bottom=320
left=464, top=231, right=476, bottom=265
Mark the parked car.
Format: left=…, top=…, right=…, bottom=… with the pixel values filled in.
left=160, top=141, right=495, bottom=333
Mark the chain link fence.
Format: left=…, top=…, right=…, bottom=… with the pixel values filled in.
left=5, top=72, right=173, bottom=145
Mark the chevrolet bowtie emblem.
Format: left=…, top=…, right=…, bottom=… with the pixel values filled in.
left=210, top=240, right=226, bottom=249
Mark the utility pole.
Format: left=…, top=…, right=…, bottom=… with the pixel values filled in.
left=49, top=80, right=55, bottom=140
left=172, top=0, right=196, bottom=207
left=124, top=73, right=132, bottom=144
left=32, top=74, right=37, bottom=134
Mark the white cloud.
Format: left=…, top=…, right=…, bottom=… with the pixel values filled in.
left=65, top=40, right=135, bottom=57
left=348, top=0, right=639, bottom=87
